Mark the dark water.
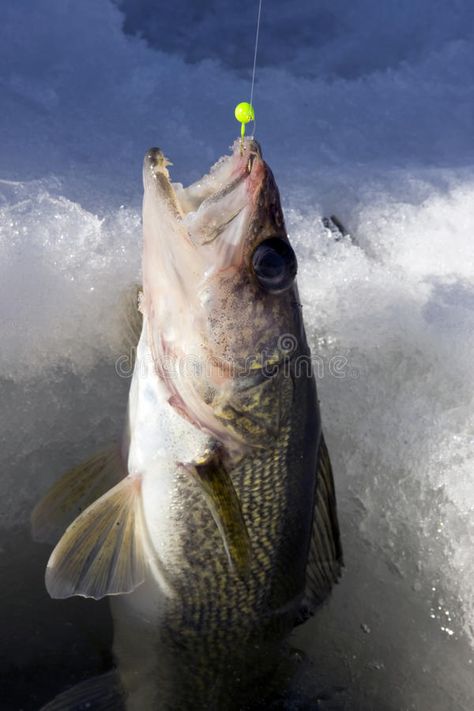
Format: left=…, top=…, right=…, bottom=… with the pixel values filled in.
left=0, top=529, right=113, bottom=710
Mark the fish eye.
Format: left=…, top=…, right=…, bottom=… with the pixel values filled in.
left=251, top=237, right=297, bottom=294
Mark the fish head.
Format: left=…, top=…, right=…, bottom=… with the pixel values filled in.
left=142, top=138, right=308, bottom=446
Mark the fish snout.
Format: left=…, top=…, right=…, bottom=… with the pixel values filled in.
left=144, top=147, right=172, bottom=176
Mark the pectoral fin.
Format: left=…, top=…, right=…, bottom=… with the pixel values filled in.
left=46, top=476, right=146, bottom=600
left=31, top=446, right=125, bottom=545
left=297, top=434, right=343, bottom=624
left=188, top=449, right=251, bottom=579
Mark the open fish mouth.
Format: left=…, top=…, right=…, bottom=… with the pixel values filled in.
left=142, top=138, right=265, bottom=275
left=144, top=137, right=262, bottom=218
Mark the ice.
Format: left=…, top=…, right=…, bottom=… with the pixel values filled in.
left=0, top=179, right=140, bottom=377
left=0, top=0, right=473, bottom=708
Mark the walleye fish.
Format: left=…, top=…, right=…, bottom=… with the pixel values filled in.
left=33, top=138, right=343, bottom=710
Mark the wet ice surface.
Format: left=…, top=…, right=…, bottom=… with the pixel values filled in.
left=1, top=0, right=474, bottom=708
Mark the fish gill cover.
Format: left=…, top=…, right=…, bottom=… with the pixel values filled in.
left=0, top=0, right=473, bottom=708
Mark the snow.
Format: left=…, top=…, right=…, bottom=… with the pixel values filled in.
left=0, top=0, right=473, bottom=708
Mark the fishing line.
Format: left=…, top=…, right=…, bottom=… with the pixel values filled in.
left=249, top=0, right=263, bottom=115
left=234, top=0, right=263, bottom=141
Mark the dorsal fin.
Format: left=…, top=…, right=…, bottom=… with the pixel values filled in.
left=297, top=434, right=343, bottom=624
left=40, top=670, right=123, bottom=711
left=118, top=283, right=143, bottom=368
left=31, top=446, right=124, bottom=545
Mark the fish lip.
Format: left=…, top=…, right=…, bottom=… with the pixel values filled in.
left=144, top=147, right=174, bottom=186
left=230, top=138, right=262, bottom=182
left=145, top=147, right=171, bottom=172
left=239, top=138, right=262, bottom=166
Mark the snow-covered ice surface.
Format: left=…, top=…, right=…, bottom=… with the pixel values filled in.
left=1, top=0, right=473, bottom=708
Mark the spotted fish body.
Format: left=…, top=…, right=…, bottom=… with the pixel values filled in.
left=34, top=139, right=342, bottom=711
